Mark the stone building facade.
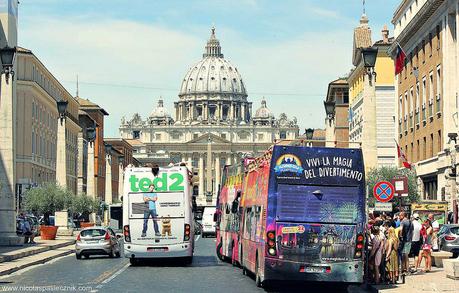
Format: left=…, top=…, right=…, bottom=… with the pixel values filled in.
left=392, top=0, right=459, bottom=208
left=120, top=28, right=299, bottom=206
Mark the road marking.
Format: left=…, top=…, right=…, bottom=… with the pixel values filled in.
left=95, top=261, right=130, bottom=289
left=195, top=235, right=201, bottom=242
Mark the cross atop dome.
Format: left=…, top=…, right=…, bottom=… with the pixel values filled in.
left=203, top=27, right=224, bottom=58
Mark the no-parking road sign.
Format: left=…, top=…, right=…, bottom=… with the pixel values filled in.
left=373, top=181, right=395, bottom=203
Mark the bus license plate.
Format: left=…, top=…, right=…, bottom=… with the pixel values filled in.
left=303, top=266, right=326, bottom=273
left=147, top=247, right=168, bottom=252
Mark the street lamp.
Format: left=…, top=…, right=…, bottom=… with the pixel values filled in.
left=324, top=100, right=335, bottom=126
left=0, top=46, right=16, bottom=84
left=86, top=126, right=96, bottom=146
left=56, top=100, right=68, bottom=125
left=104, top=143, right=112, bottom=158
left=361, top=47, right=378, bottom=85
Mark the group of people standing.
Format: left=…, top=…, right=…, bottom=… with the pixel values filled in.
left=366, top=211, right=439, bottom=284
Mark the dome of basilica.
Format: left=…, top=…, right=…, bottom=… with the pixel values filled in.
left=179, top=28, right=247, bottom=98
left=254, top=98, right=273, bottom=119
left=150, top=98, right=171, bottom=118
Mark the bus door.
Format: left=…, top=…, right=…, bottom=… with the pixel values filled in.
left=128, top=192, right=186, bottom=245
left=275, top=184, right=362, bottom=264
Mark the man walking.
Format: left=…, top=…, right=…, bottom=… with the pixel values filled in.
left=141, top=184, right=161, bottom=237
left=399, top=212, right=413, bottom=274
left=410, top=213, right=422, bottom=272
left=428, top=213, right=439, bottom=251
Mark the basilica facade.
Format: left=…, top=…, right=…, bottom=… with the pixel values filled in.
left=119, top=28, right=299, bottom=206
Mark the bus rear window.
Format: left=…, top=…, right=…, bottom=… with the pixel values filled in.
left=276, top=184, right=361, bottom=224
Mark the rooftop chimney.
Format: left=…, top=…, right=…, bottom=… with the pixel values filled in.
left=382, top=25, right=389, bottom=43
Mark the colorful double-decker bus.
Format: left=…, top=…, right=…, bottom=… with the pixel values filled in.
left=215, top=158, right=253, bottom=265
left=238, top=145, right=366, bottom=287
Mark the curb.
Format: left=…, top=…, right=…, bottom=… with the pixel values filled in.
left=0, top=247, right=75, bottom=276
left=0, top=240, right=75, bottom=263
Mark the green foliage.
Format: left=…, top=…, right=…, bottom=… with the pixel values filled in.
left=23, top=183, right=73, bottom=216
left=366, top=166, right=419, bottom=207
left=72, top=194, right=99, bottom=214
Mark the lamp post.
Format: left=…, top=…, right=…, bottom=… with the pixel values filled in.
left=104, top=143, right=112, bottom=226
left=361, top=47, right=378, bottom=86
left=55, top=100, right=68, bottom=188
left=118, top=155, right=125, bottom=202
left=0, top=46, right=16, bottom=84
left=360, top=46, right=378, bottom=168
left=324, top=100, right=335, bottom=126
left=0, top=45, right=21, bottom=245
left=305, top=128, right=314, bottom=147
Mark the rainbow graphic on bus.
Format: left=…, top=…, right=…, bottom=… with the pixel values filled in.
left=274, top=154, right=304, bottom=175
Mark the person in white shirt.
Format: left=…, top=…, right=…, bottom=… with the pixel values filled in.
left=410, top=213, right=422, bottom=271
left=428, top=214, right=440, bottom=251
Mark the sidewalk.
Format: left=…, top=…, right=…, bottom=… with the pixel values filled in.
left=372, top=265, right=459, bottom=293
left=0, top=236, right=76, bottom=276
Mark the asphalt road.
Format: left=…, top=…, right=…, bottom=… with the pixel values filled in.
left=0, top=237, right=372, bottom=293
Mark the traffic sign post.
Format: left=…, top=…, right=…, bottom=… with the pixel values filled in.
left=373, top=181, right=395, bottom=203
left=392, top=176, right=408, bottom=213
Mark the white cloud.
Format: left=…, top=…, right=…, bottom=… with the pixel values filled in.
left=19, top=15, right=353, bottom=136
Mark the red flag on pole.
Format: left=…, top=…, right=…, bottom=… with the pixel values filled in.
left=395, top=140, right=412, bottom=169
left=394, top=43, right=406, bottom=75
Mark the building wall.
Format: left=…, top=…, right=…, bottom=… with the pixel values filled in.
left=15, top=50, right=80, bottom=195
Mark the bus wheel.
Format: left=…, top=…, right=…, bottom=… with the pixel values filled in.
left=216, top=242, right=224, bottom=261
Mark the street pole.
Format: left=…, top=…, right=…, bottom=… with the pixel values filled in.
left=206, top=134, right=212, bottom=204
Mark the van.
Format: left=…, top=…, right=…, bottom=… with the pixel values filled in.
left=202, top=207, right=216, bottom=237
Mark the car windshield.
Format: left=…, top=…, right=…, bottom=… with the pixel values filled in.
left=80, top=229, right=106, bottom=237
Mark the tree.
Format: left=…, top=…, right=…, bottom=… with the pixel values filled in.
left=23, top=183, right=73, bottom=225
left=366, top=166, right=419, bottom=207
left=71, top=194, right=99, bottom=216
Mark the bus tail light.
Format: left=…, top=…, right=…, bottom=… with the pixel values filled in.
left=354, top=233, right=364, bottom=258
left=184, top=224, right=191, bottom=241
left=123, top=225, right=131, bottom=242
left=266, top=230, right=276, bottom=256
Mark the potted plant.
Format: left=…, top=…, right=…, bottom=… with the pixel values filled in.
left=72, top=195, right=99, bottom=228
left=23, top=183, right=72, bottom=240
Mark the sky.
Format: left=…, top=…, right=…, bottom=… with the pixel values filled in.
left=17, top=0, right=400, bottom=137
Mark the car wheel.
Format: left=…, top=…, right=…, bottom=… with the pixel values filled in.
left=76, top=253, right=81, bottom=260
left=83, top=254, right=89, bottom=259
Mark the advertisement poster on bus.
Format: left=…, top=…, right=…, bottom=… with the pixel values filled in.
left=128, top=192, right=185, bottom=242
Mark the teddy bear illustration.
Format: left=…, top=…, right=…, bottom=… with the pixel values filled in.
left=162, top=216, right=172, bottom=236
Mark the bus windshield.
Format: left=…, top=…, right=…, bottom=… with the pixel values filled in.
left=276, top=184, right=360, bottom=224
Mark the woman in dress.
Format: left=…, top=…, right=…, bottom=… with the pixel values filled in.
left=369, top=225, right=385, bottom=284
left=385, top=227, right=399, bottom=283
left=422, top=220, right=433, bottom=272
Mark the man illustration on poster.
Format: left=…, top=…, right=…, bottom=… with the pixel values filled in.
left=141, top=183, right=161, bottom=237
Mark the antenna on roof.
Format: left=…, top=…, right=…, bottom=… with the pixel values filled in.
left=362, top=0, right=366, bottom=15
left=76, top=74, right=79, bottom=97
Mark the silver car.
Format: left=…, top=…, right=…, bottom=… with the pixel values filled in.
left=75, top=227, right=122, bottom=259
left=438, top=224, right=459, bottom=258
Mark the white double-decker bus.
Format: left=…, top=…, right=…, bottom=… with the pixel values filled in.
left=122, top=165, right=194, bottom=265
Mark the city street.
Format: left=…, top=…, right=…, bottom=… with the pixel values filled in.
left=0, top=237, right=371, bottom=293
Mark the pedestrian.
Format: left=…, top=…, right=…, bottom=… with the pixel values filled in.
left=398, top=212, right=413, bottom=275
left=23, top=218, right=36, bottom=244
left=421, top=220, right=433, bottom=272
left=410, top=213, right=422, bottom=271
left=369, top=225, right=385, bottom=284
left=385, top=227, right=399, bottom=284
left=428, top=213, right=439, bottom=251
